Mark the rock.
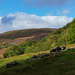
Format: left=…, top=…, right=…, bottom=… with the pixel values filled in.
left=13, top=61, right=19, bottom=65
left=22, top=58, right=31, bottom=62
left=50, top=48, right=56, bottom=53
left=60, top=46, right=66, bottom=50
left=6, top=62, right=13, bottom=68
left=6, top=61, right=19, bottom=68
left=32, top=55, right=37, bottom=58
left=67, top=48, right=71, bottom=50
left=54, top=46, right=61, bottom=51
left=50, top=46, right=66, bottom=53
left=40, top=53, right=50, bottom=58
left=50, top=46, right=61, bottom=53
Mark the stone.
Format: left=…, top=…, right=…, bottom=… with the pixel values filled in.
left=40, top=53, right=50, bottom=58
left=60, top=46, right=66, bottom=50
left=6, top=61, right=19, bottom=68
left=32, top=55, right=37, bottom=58
left=6, top=62, right=13, bottom=68
left=50, top=46, right=61, bottom=53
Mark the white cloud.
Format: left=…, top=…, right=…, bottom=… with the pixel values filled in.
left=0, top=17, right=2, bottom=22
left=62, top=10, right=70, bottom=14
left=0, top=12, right=73, bottom=33
left=0, top=17, right=2, bottom=19
left=57, top=9, right=70, bottom=15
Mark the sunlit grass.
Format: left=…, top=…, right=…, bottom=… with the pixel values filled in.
left=66, top=44, right=75, bottom=48
left=0, top=50, right=50, bottom=68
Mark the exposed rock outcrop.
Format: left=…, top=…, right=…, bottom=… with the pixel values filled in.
left=6, top=61, right=19, bottom=68
left=50, top=46, right=66, bottom=53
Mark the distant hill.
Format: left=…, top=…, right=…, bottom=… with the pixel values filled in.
left=0, top=28, right=56, bottom=55
left=0, top=28, right=56, bottom=39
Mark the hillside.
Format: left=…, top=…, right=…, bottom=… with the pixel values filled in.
left=0, top=28, right=56, bottom=39
left=0, top=48, right=75, bottom=75
left=3, top=18, right=75, bottom=58
left=0, top=28, right=56, bottom=55
left=0, top=28, right=56, bottom=46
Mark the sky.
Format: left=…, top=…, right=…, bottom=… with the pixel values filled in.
left=0, top=0, right=75, bottom=33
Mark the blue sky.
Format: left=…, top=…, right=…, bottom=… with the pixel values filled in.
left=0, top=0, right=75, bottom=17
left=0, top=0, right=75, bottom=33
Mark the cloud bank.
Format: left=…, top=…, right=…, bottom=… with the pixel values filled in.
left=0, top=12, right=73, bottom=33
left=25, top=0, right=72, bottom=7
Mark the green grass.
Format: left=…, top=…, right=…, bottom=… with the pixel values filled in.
left=0, top=54, right=31, bottom=68
left=0, top=49, right=75, bottom=75
left=0, top=50, right=49, bottom=68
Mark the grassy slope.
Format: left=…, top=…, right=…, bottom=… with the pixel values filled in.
left=0, top=43, right=74, bottom=68
left=0, top=50, right=50, bottom=68
left=21, top=19, right=75, bottom=53
left=0, top=49, right=75, bottom=75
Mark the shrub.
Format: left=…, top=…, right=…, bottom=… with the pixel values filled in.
left=0, top=47, right=2, bottom=49
left=67, top=23, right=75, bottom=43
left=53, top=28, right=62, bottom=34
left=3, top=45, right=20, bottom=58
left=18, top=42, right=26, bottom=54
left=3, top=40, right=36, bottom=58
left=2, top=42, right=12, bottom=48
